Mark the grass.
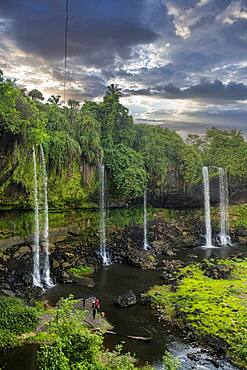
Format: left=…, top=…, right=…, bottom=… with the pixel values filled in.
left=68, top=264, right=94, bottom=278
left=147, top=259, right=247, bottom=369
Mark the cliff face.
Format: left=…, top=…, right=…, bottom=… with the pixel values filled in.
left=150, top=168, right=247, bottom=208
left=0, top=153, right=246, bottom=210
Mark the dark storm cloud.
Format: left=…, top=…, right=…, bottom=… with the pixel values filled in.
left=0, top=0, right=158, bottom=67
left=124, top=80, right=247, bottom=102
left=1, top=0, right=247, bottom=134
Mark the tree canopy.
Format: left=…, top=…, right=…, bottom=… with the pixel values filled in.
left=0, top=69, right=247, bottom=208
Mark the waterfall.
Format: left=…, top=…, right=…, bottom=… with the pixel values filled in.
left=99, top=164, right=110, bottom=265
left=202, top=166, right=214, bottom=247
left=143, top=189, right=149, bottom=250
left=217, top=167, right=231, bottom=246
left=32, top=146, right=41, bottom=286
left=40, top=145, right=53, bottom=287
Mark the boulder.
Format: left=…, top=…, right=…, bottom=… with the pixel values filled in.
left=13, top=246, right=31, bottom=259
left=61, top=271, right=73, bottom=284
left=1, top=289, right=16, bottom=297
left=72, top=276, right=95, bottom=287
left=204, top=264, right=233, bottom=279
left=115, top=289, right=137, bottom=308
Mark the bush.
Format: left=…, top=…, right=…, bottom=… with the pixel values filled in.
left=163, top=351, right=181, bottom=370
left=37, top=297, right=140, bottom=370
left=68, top=264, right=94, bottom=278
left=0, top=329, right=21, bottom=350
left=0, top=296, right=39, bottom=334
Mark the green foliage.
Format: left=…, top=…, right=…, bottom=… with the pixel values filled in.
left=162, top=351, right=181, bottom=370
left=148, top=260, right=247, bottom=368
left=37, top=297, right=139, bottom=370
left=1, top=70, right=247, bottom=208
left=181, top=144, right=203, bottom=183
left=135, top=125, right=184, bottom=188
left=105, top=143, right=148, bottom=198
left=0, top=297, right=39, bottom=351
left=0, top=296, right=39, bottom=334
left=28, top=89, right=44, bottom=101
left=205, top=128, right=247, bottom=180
left=0, top=329, right=21, bottom=350
left=76, top=103, right=102, bottom=164
left=68, top=264, right=94, bottom=278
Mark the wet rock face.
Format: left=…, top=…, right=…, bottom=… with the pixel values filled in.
left=203, top=264, right=233, bottom=279
left=109, top=218, right=201, bottom=269
left=115, top=289, right=137, bottom=308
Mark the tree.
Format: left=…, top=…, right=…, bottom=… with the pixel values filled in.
left=48, top=95, right=61, bottom=105
left=28, top=89, right=44, bottom=101
left=104, top=143, right=148, bottom=198
left=104, top=84, right=122, bottom=103
left=0, top=70, right=4, bottom=82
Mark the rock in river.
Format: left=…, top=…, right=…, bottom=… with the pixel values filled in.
left=115, top=289, right=137, bottom=308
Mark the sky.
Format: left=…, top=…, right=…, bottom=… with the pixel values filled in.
left=0, top=0, right=247, bottom=137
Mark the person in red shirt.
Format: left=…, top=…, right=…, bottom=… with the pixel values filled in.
left=95, top=298, right=100, bottom=314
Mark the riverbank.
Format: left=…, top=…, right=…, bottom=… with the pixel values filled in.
left=147, top=258, right=247, bottom=369
left=1, top=205, right=247, bottom=299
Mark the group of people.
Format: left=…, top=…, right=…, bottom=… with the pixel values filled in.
left=82, top=296, right=102, bottom=320
left=92, top=297, right=100, bottom=319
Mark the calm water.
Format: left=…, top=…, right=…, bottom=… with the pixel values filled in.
left=0, top=245, right=245, bottom=369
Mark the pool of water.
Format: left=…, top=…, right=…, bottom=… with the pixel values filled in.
left=0, top=243, right=245, bottom=369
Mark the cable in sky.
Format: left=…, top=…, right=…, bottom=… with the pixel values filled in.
left=26, top=0, right=31, bottom=76
left=64, top=0, right=69, bottom=103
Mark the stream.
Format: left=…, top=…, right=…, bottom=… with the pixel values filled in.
left=0, top=243, right=244, bottom=370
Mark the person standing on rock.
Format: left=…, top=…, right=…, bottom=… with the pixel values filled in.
left=82, top=297, right=86, bottom=308
left=95, top=298, right=100, bottom=314
left=92, top=307, right=96, bottom=319
left=92, top=297, right=96, bottom=309
left=92, top=297, right=96, bottom=319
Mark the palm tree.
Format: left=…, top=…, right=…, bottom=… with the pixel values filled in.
left=104, top=84, right=122, bottom=102
left=48, top=95, right=61, bottom=105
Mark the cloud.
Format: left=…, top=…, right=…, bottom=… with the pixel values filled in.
left=1, top=0, right=247, bottom=135
left=216, top=0, right=247, bottom=24
left=0, top=0, right=158, bottom=67
left=124, top=79, right=247, bottom=102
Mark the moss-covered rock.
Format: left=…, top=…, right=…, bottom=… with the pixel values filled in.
left=147, top=259, right=247, bottom=368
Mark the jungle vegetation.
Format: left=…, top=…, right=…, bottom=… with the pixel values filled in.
left=1, top=69, right=247, bottom=209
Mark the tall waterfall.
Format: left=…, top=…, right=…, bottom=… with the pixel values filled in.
left=40, top=145, right=53, bottom=287
left=99, top=164, right=110, bottom=265
left=32, top=146, right=41, bottom=286
left=202, top=166, right=213, bottom=247
left=143, top=189, right=149, bottom=250
left=217, top=167, right=231, bottom=246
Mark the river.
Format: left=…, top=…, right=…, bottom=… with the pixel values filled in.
left=0, top=242, right=245, bottom=369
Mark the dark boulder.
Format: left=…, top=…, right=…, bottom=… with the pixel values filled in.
left=115, top=289, right=137, bottom=308
left=204, top=264, right=233, bottom=279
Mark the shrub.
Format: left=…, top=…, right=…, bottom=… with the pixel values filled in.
left=68, top=264, right=94, bottom=278
left=0, top=296, right=39, bottom=334
left=0, top=329, right=21, bottom=350
left=163, top=351, right=181, bottom=370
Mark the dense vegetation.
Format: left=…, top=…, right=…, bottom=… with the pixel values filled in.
left=147, top=259, right=247, bottom=369
left=0, top=296, right=39, bottom=350
left=1, top=69, right=247, bottom=209
left=31, top=297, right=153, bottom=370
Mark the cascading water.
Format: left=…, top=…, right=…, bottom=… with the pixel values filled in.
left=40, top=145, right=53, bottom=287
left=99, top=164, right=110, bottom=265
left=32, top=146, right=41, bottom=286
left=202, top=166, right=214, bottom=247
left=217, top=167, right=231, bottom=246
left=143, top=189, right=149, bottom=250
